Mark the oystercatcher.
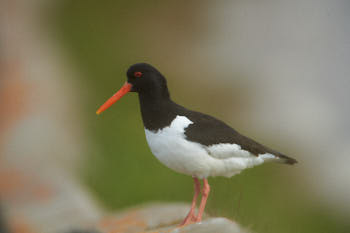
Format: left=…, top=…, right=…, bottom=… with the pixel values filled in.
left=96, top=63, right=297, bottom=226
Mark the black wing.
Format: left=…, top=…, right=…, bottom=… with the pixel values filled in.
left=182, top=109, right=297, bottom=164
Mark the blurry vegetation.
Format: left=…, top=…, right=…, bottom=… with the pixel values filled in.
left=52, top=1, right=349, bottom=233
left=0, top=205, right=10, bottom=233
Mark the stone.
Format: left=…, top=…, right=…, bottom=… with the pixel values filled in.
left=94, top=203, right=249, bottom=233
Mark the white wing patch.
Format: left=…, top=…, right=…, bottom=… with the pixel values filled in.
left=206, top=143, right=251, bottom=159
left=259, top=153, right=278, bottom=161
left=206, top=143, right=278, bottom=161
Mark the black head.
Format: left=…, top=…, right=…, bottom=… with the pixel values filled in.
left=126, top=63, right=169, bottom=97
left=96, top=63, right=170, bottom=115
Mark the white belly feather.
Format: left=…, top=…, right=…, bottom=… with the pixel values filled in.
left=144, top=115, right=278, bottom=178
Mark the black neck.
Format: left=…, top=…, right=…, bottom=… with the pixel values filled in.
left=138, top=90, right=178, bottom=131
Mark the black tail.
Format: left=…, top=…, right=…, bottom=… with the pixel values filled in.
left=278, top=153, right=298, bottom=165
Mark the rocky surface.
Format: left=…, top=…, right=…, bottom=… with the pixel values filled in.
left=79, top=203, right=248, bottom=233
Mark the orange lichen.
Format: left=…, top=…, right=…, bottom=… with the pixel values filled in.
left=9, top=218, right=35, bottom=233
left=98, top=210, right=147, bottom=233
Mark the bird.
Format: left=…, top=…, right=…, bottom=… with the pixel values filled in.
left=96, top=63, right=297, bottom=226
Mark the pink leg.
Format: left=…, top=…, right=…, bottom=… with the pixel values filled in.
left=196, top=178, right=210, bottom=222
left=180, top=177, right=201, bottom=226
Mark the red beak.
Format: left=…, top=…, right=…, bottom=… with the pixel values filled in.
left=96, top=82, right=132, bottom=115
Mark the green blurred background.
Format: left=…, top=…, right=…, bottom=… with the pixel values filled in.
left=45, top=1, right=350, bottom=232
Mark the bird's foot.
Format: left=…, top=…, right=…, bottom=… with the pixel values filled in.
left=179, top=214, right=198, bottom=226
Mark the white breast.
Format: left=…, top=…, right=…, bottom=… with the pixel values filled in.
left=144, top=115, right=279, bottom=178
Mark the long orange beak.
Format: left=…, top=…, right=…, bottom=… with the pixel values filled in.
left=96, top=82, right=132, bottom=115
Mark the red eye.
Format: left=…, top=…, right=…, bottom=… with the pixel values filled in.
left=134, top=71, right=142, bottom=78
